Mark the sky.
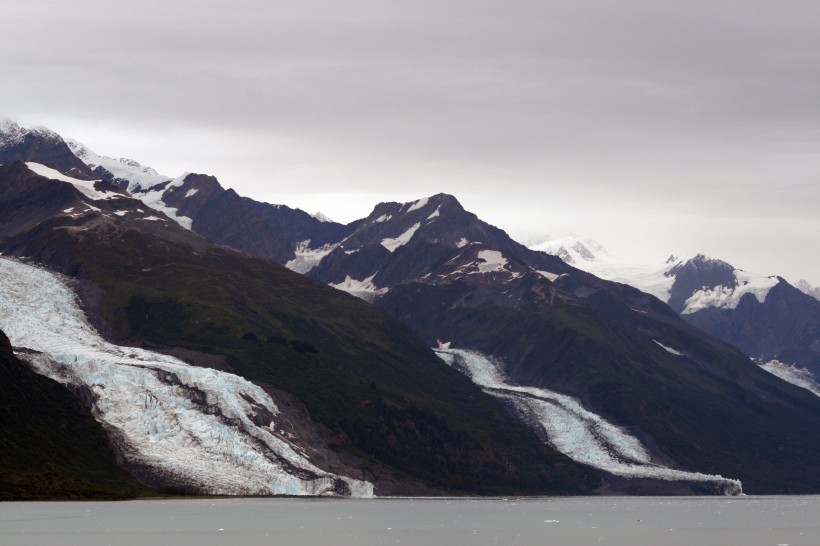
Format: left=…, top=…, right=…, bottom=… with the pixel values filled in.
left=1, top=0, right=818, bottom=284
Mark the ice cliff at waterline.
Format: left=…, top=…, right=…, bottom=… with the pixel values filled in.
left=0, top=257, right=372, bottom=497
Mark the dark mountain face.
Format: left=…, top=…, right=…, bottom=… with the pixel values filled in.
left=667, top=254, right=737, bottom=312
left=0, top=121, right=96, bottom=181
left=310, top=193, right=571, bottom=290
left=682, top=278, right=820, bottom=374
left=140, top=172, right=353, bottom=264
left=303, top=193, right=820, bottom=493
left=0, top=164, right=600, bottom=497
left=661, top=255, right=820, bottom=375
left=4, top=123, right=818, bottom=495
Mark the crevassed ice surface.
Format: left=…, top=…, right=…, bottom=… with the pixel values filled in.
left=0, top=257, right=372, bottom=497
left=435, top=348, right=742, bottom=495
left=285, top=240, right=339, bottom=274
left=760, top=361, right=820, bottom=397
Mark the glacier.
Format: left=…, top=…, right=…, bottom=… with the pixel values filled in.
left=435, top=348, right=742, bottom=495
left=0, top=257, right=372, bottom=497
left=759, top=360, right=820, bottom=398
left=285, top=240, right=340, bottom=274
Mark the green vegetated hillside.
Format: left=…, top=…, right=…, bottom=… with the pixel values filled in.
left=2, top=215, right=600, bottom=495
left=379, top=280, right=820, bottom=494
left=0, top=330, right=152, bottom=500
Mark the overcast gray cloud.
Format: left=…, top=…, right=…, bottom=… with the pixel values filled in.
left=1, top=0, right=818, bottom=283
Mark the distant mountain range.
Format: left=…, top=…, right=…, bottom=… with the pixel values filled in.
left=530, top=236, right=820, bottom=381
left=1, top=120, right=818, bottom=498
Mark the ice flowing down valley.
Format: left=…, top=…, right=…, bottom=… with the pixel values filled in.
left=435, top=348, right=742, bottom=495
left=0, top=258, right=372, bottom=497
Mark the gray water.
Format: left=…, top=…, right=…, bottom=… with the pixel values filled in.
left=1, top=496, right=817, bottom=545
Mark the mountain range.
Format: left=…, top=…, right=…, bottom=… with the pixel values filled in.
left=1, top=120, right=818, bottom=498
left=531, top=237, right=820, bottom=384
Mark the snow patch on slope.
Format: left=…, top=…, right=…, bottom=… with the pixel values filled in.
left=682, top=271, right=779, bottom=314
left=435, top=348, right=742, bottom=494
left=0, top=257, right=372, bottom=497
left=759, top=361, right=820, bottom=397
left=381, top=222, right=421, bottom=252
left=653, top=340, right=684, bottom=356
left=536, top=270, right=563, bottom=282
left=133, top=173, right=193, bottom=229
left=25, top=162, right=120, bottom=201
left=406, top=197, right=428, bottom=212
left=476, top=250, right=508, bottom=274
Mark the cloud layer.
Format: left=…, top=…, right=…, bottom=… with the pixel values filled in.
left=2, top=0, right=818, bottom=282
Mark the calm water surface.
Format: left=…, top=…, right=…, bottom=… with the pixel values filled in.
left=1, top=496, right=817, bottom=545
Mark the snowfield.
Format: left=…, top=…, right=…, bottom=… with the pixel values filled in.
left=0, top=257, right=372, bottom=497
left=132, top=173, right=194, bottom=230
left=25, top=162, right=120, bottom=201
left=435, top=348, right=742, bottom=495
left=381, top=222, right=421, bottom=252
left=530, top=236, right=678, bottom=301
left=681, top=270, right=779, bottom=314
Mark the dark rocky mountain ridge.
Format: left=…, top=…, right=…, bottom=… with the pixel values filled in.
left=2, top=122, right=818, bottom=495
left=0, top=160, right=599, bottom=497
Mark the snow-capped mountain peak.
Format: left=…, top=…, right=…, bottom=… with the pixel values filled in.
left=65, top=138, right=170, bottom=192
left=530, top=235, right=680, bottom=301
left=0, top=120, right=62, bottom=147
left=530, top=235, right=609, bottom=265
left=312, top=211, right=334, bottom=223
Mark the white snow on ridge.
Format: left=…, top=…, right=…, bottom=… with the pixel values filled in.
left=759, top=361, right=820, bottom=397
left=406, top=196, right=428, bottom=212
left=682, top=271, right=779, bottom=314
left=66, top=138, right=170, bottom=192
left=25, top=162, right=120, bottom=201
left=312, top=211, right=334, bottom=223
left=285, top=241, right=339, bottom=274
left=0, top=257, right=372, bottom=498
left=381, top=222, right=421, bottom=252
left=435, top=348, right=742, bottom=494
left=373, top=214, right=392, bottom=223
